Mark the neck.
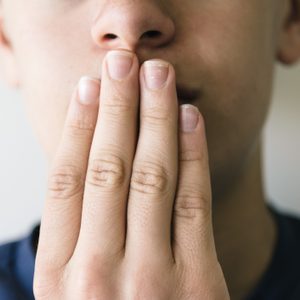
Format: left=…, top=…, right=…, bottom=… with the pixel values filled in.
left=212, top=138, right=277, bottom=299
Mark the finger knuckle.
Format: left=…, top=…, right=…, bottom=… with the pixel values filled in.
left=141, top=107, right=172, bottom=127
left=48, top=165, right=83, bottom=199
left=86, top=153, right=126, bottom=190
left=127, top=267, right=170, bottom=300
left=74, top=260, right=115, bottom=299
left=74, top=274, right=106, bottom=299
left=174, top=188, right=211, bottom=220
left=179, top=149, right=204, bottom=162
left=66, top=115, right=95, bottom=137
left=102, top=89, right=134, bottom=117
left=102, top=101, right=133, bottom=117
left=131, top=162, right=169, bottom=196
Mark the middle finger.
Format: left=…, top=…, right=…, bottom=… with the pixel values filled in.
left=76, top=50, right=139, bottom=259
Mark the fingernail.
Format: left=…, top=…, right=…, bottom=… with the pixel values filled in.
left=180, top=104, right=199, bottom=132
left=144, top=60, right=169, bottom=90
left=78, top=76, right=100, bottom=105
left=106, top=50, right=134, bottom=80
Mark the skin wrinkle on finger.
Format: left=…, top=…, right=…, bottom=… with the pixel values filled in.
left=1, top=0, right=300, bottom=299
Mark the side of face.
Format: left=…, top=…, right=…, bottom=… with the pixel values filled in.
left=0, top=0, right=300, bottom=195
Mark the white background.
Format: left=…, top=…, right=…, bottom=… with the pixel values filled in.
left=0, top=63, right=299, bottom=243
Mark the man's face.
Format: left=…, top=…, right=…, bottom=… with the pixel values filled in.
left=0, top=0, right=287, bottom=193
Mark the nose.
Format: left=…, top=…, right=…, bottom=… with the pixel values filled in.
left=91, top=1, right=176, bottom=51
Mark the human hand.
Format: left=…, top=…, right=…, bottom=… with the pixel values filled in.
left=33, top=50, right=230, bottom=299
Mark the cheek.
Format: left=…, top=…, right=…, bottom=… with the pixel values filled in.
left=184, top=2, right=275, bottom=181
left=11, top=8, right=101, bottom=159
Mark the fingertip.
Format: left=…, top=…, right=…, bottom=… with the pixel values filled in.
left=179, top=104, right=200, bottom=133
left=77, top=76, right=101, bottom=106
left=179, top=104, right=207, bottom=136
left=141, top=59, right=176, bottom=92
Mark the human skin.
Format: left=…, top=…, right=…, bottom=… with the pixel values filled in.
left=0, top=0, right=300, bottom=298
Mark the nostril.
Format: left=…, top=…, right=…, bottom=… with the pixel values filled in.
left=103, top=33, right=118, bottom=41
left=141, top=30, right=162, bottom=39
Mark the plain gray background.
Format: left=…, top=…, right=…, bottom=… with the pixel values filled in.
left=0, top=63, right=299, bottom=243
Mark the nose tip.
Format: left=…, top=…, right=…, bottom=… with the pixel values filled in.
left=91, top=2, right=175, bottom=51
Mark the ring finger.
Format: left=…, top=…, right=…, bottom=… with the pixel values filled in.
left=125, top=60, right=178, bottom=262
